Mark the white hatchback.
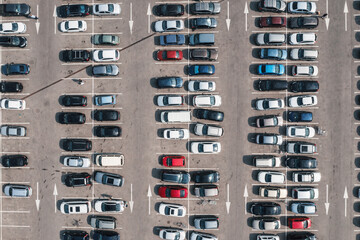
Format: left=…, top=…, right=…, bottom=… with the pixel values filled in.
left=92, top=3, right=121, bottom=16
left=191, top=142, right=221, bottom=154
left=163, top=128, right=189, bottom=139
left=188, top=80, right=216, bottom=92
left=59, top=20, right=87, bottom=32
left=158, top=203, right=186, bottom=217
left=63, top=156, right=90, bottom=167
left=0, top=22, right=26, bottom=34
left=193, top=95, right=221, bottom=107
left=0, top=98, right=25, bottom=110
left=287, top=126, right=316, bottom=138
left=60, top=200, right=91, bottom=214
left=92, top=49, right=120, bottom=62
left=257, top=171, right=285, bottom=184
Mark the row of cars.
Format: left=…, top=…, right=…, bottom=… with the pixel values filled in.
left=153, top=2, right=222, bottom=240
left=249, top=1, right=321, bottom=240
left=56, top=3, right=123, bottom=240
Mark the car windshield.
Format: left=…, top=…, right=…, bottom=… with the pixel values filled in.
left=210, top=97, right=215, bottom=105
left=303, top=220, right=308, bottom=228
left=263, top=101, right=269, bottom=109
left=265, top=174, right=272, bottom=182
left=108, top=4, right=114, bottom=11
left=297, top=34, right=304, bottom=42
left=179, top=190, right=185, bottom=197
left=103, top=203, right=119, bottom=211
left=202, top=125, right=208, bottom=135
left=198, top=144, right=204, bottom=152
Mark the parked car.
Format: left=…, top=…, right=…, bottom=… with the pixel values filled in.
left=155, top=4, right=184, bottom=16
left=95, top=126, right=121, bottom=137
left=259, top=187, right=287, bottom=198
left=250, top=202, right=281, bottom=215
left=292, top=187, right=319, bottom=199
left=289, top=81, right=319, bottom=92
left=259, top=48, right=287, bottom=60
left=156, top=50, right=183, bottom=61
left=163, top=129, right=189, bottom=140
left=193, top=171, right=220, bottom=183
left=1, top=63, right=30, bottom=76
left=92, top=49, right=120, bottom=62
left=290, top=202, right=317, bottom=214
left=289, top=17, right=319, bottom=29
left=94, top=95, right=116, bottom=106
left=93, top=34, right=119, bottom=45
left=93, top=231, right=119, bottom=240
left=194, top=185, right=219, bottom=197
left=94, top=110, right=120, bottom=121
left=255, top=134, right=283, bottom=145
left=286, top=142, right=317, bottom=154
left=3, top=184, right=32, bottom=197
left=194, top=123, right=223, bottom=137
left=191, top=142, right=221, bottom=154
left=63, top=156, right=91, bottom=168
left=94, top=199, right=127, bottom=213
left=0, top=3, right=31, bottom=16
left=90, top=216, right=116, bottom=229
left=190, top=17, right=217, bottom=29
left=287, top=232, right=317, bottom=240
left=92, top=3, right=121, bottom=16
left=92, top=64, right=119, bottom=77
left=0, top=98, right=25, bottom=110
left=194, top=109, right=224, bottom=122
left=194, top=216, right=219, bottom=229
left=0, top=125, right=26, bottom=136
left=59, top=20, right=87, bottom=32
left=253, top=156, right=281, bottom=168
left=159, top=34, right=185, bottom=46
left=159, top=229, right=185, bottom=240
left=288, top=95, right=317, bottom=108
left=256, top=115, right=283, bottom=127
left=158, top=186, right=188, bottom=198
left=162, top=155, right=185, bottom=167
left=287, top=126, right=315, bottom=138
left=62, top=95, right=87, bottom=107
left=255, top=98, right=284, bottom=110
left=288, top=217, right=311, bottom=229
left=59, top=112, right=86, bottom=124
left=0, top=36, right=27, bottom=48
left=60, top=200, right=91, bottom=214
left=290, top=48, right=318, bottom=61
left=256, top=33, right=286, bottom=46
left=288, top=111, right=313, bottom=122
left=193, top=95, right=221, bottom=107
left=158, top=203, right=186, bottom=217
left=289, top=33, right=317, bottom=45
left=252, top=217, right=281, bottom=230
left=257, top=171, right=285, bottom=184
left=190, top=49, right=218, bottom=61
left=259, top=17, right=286, bottom=27
left=1, top=155, right=28, bottom=167
left=57, top=4, right=90, bottom=17
left=190, top=232, right=217, bottom=240
left=190, top=2, right=221, bottom=14
left=64, top=172, right=91, bottom=187
left=154, top=20, right=184, bottom=32
left=156, top=77, right=183, bottom=88
left=62, top=231, right=89, bottom=240
left=256, top=235, right=280, bottom=240
left=62, top=49, right=90, bottom=62
left=291, top=65, right=318, bottom=76
left=63, top=139, right=92, bottom=151
left=258, top=0, right=286, bottom=12
left=288, top=1, right=316, bottom=14
left=286, top=156, right=317, bottom=169
left=256, top=80, right=288, bottom=91
left=292, top=171, right=321, bottom=183
left=94, top=171, right=124, bottom=187
left=258, top=64, right=285, bottom=75
left=188, top=65, right=215, bottom=76
left=0, top=81, right=23, bottom=92
left=188, top=80, right=216, bottom=92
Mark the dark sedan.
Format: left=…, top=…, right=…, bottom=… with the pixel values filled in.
left=287, top=232, right=317, bottom=240
left=194, top=109, right=224, bottom=122
left=188, top=65, right=215, bottom=76
left=93, top=231, right=120, bottom=240
left=0, top=36, right=27, bottom=48
left=156, top=77, right=183, bottom=88
left=289, top=17, right=319, bottom=29
left=62, top=95, right=87, bottom=107
left=92, top=34, right=119, bottom=45
left=62, top=230, right=89, bottom=240
left=94, top=110, right=120, bottom=121
left=289, top=81, right=319, bottom=93
left=0, top=3, right=30, bottom=16
left=62, top=50, right=90, bottom=62
left=286, top=156, right=317, bottom=169
left=1, top=63, right=29, bottom=75
left=64, top=172, right=92, bottom=187
left=257, top=80, right=288, bottom=91
left=1, top=155, right=28, bottom=167
left=95, top=126, right=121, bottom=137
left=57, top=4, right=90, bottom=18
left=155, top=4, right=184, bottom=16
left=0, top=81, right=23, bottom=93
left=288, top=111, right=313, bottom=122
left=161, top=170, right=190, bottom=184
left=250, top=202, right=281, bottom=215
left=190, top=17, right=217, bottom=29
left=259, top=16, right=286, bottom=27
left=193, top=171, right=220, bottom=183
left=59, top=112, right=86, bottom=124
left=63, top=139, right=92, bottom=152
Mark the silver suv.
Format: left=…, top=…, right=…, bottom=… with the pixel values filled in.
left=3, top=184, right=32, bottom=197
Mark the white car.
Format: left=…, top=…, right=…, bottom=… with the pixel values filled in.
left=194, top=123, right=223, bottom=137
left=289, top=33, right=317, bottom=45
left=159, top=229, right=186, bottom=240
left=257, top=171, right=285, bottom=184
left=0, top=125, right=26, bottom=137
left=259, top=187, right=287, bottom=199
left=190, top=232, right=217, bottom=240
left=290, top=48, right=318, bottom=61
left=59, top=20, right=87, bottom=32
left=92, top=49, right=120, bottom=62
left=193, top=95, right=221, bottom=107
left=158, top=203, right=186, bottom=217
left=292, top=65, right=318, bottom=76
left=157, top=95, right=184, bottom=106
left=255, top=134, right=283, bottom=145
left=60, top=200, right=91, bottom=214
left=63, top=156, right=90, bottom=167
left=290, top=202, right=317, bottom=214
left=163, top=129, right=189, bottom=140
left=288, top=1, right=317, bottom=14
left=286, top=142, right=317, bottom=154
left=252, top=218, right=281, bottom=230
left=287, top=126, right=316, bottom=138
left=188, top=80, right=216, bottom=92
left=257, top=235, right=280, bottom=240
left=288, top=95, right=317, bottom=108
left=92, top=3, right=121, bottom=15
left=0, top=98, right=25, bottom=110
left=0, top=22, right=26, bottom=34
left=94, top=199, right=127, bottom=213
left=292, top=187, right=319, bottom=199
left=154, top=20, right=184, bottom=32
left=191, top=142, right=221, bottom=154
left=255, top=98, right=284, bottom=110
left=292, top=171, right=321, bottom=183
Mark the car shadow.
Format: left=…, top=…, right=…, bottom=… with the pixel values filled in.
left=354, top=217, right=360, bottom=227
left=150, top=77, right=159, bottom=89
left=248, top=115, right=258, bottom=127
left=356, top=32, right=360, bottom=42
left=252, top=48, right=260, bottom=59
left=286, top=65, right=292, bottom=76
left=249, top=64, right=258, bottom=75
left=155, top=110, right=162, bottom=122
left=157, top=128, right=166, bottom=138
left=353, top=48, right=360, bottom=59
left=151, top=168, right=162, bottom=180
left=249, top=34, right=258, bottom=46
left=250, top=1, right=259, bottom=11
left=357, top=95, right=360, bottom=105
left=243, top=155, right=254, bottom=166
left=354, top=186, right=360, bottom=198
left=85, top=66, right=93, bottom=76
left=250, top=99, right=258, bottom=110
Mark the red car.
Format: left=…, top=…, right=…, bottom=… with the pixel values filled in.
left=156, top=50, right=183, bottom=61
left=158, top=186, right=188, bottom=198
left=288, top=217, right=311, bottom=229
left=162, top=155, right=186, bottom=167
left=259, top=17, right=287, bottom=28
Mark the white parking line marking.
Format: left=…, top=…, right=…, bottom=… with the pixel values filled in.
left=61, top=32, right=123, bottom=36
left=0, top=225, right=30, bottom=228
left=62, top=93, right=122, bottom=95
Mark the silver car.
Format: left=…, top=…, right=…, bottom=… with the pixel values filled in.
left=0, top=125, right=26, bottom=137
left=3, top=184, right=32, bottom=197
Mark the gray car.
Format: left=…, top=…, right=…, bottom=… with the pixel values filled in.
left=161, top=170, right=190, bottom=184
left=290, top=201, right=317, bottom=214
left=190, top=2, right=221, bottom=14
left=92, top=34, right=119, bottom=45
left=94, top=171, right=124, bottom=187
left=92, top=64, right=119, bottom=77
left=190, top=49, right=218, bottom=61
left=0, top=125, right=26, bottom=136
left=3, top=184, right=32, bottom=197
left=194, top=216, right=219, bottom=229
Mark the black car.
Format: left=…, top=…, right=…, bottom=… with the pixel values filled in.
left=1, top=155, right=28, bottom=167
left=62, top=50, right=90, bottom=62
left=59, top=112, right=86, bottom=124
left=161, top=170, right=190, bottom=184
left=190, top=49, right=218, bottom=61
left=0, top=36, right=27, bottom=48
left=190, top=17, right=217, bottom=29
left=156, top=77, right=183, bottom=88
left=250, top=202, right=281, bottom=215
left=63, top=139, right=92, bottom=151
left=93, top=231, right=120, bottom=240
left=57, top=4, right=90, bottom=18
left=0, top=81, right=23, bottom=92
left=256, top=80, right=288, bottom=91
left=289, top=81, right=319, bottom=93
left=194, top=109, right=224, bottom=122
left=1, top=63, right=29, bottom=75
left=287, top=111, right=313, bottom=122
left=62, top=230, right=89, bottom=240
left=287, top=232, right=316, bottom=240
left=289, top=17, right=319, bottom=29
left=64, top=172, right=91, bottom=187
left=155, top=4, right=184, bottom=16
left=0, top=4, right=30, bottom=16
left=92, top=64, right=119, bottom=77
left=286, top=156, right=317, bottom=169
left=94, top=110, right=120, bottom=121
left=62, top=95, right=87, bottom=107
left=95, top=126, right=121, bottom=137
left=194, top=171, right=220, bottom=183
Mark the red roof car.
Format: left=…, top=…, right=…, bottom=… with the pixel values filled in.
left=158, top=186, right=188, bottom=198
left=162, top=155, right=186, bottom=167
left=156, top=50, right=183, bottom=61
left=259, top=17, right=287, bottom=28
left=288, top=217, right=311, bottom=229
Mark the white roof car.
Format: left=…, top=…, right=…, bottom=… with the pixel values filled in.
left=92, top=49, right=120, bottom=62
left=0, top=98, right=25, bottom=110
left=256, top=33, right=286, bottom=46
left=292, top=171, right=321, bottom=183
left=288, top=1, right=316, bottom=14
left=292, top=187, right=319, bottom=199
left=255, top=98, right=284, bottom=110
left=256, top=116, right=283, bottom=128
left=0, top=22, right=26, bottom=34
left=3, top=184, right=32, bottom=197
left=0, top=125, right=26, bottom=137
left=191, top=142, right=221, bottom=154
left=288, top=95, right=317, bottom=107
left=290, top=48, right=318, bottom=60
left=159, top=229, right=186, bottom=240
left=163, top=128, right=189, bottom=139
left=254, top=156, right=281, bottom=168
left=252, top=218, right=281, bottom=230
left=63, top=156, right=90, bottom=167
left=157, top=95, right=184, bottom=106
left=154, top=20, right=184, bottom=32
left=256, top=134, right=283, bottom=145
left=188, top=80, right=216, bottom=92
left=194, top=185, right=219, bottom=197
left=158, top=203, right=186, bottom=217
left=257, top=171, right=285, bottom=184
left=286, top=142, right=317, bottom=154
left=94, top=199, right=127, bottom=213
left=193, top=95, right=221, bottom=107
left=92, top=3, right=121, bottom=15
left=287, top=126, right=316, bottom=138
left=59, top=20, right=87, bottom=32
left=292, top=65, right=318, bottom=76
left=259, top=187, right=287, bottom=198
left=289, top=33, right=317, bottom=45
left=60, top=200, right=91, bottom=214
left=194, top=123, right=223, bottom=137
left=290, top=202, right=317, bottom=214
left=190, top=232, right=218, bottom=240
left=257, top=234, right=280, bottom=240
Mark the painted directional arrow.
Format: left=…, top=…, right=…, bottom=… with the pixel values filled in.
left=324, top=0, right=329, bottom=30
left=244, top=184, right=248, bottom=215
left=129, top=3, right=134, bottom=35
left=53, top=184, right=58, bottom=213
left=226, top=2, right=231, bottom=31
left=225, top=183, right=231, bottom=214
left=244, top=2, right=249, bottom=32
left=344, top=1, right=348, bottom=31
left=325, top=184, right=330, bottom=215
left=129, top=183, right=134, bottom=213
left=53, top=5, right=57, bottom=34
left=35, top=182, right=40, bottom=211
left=147, top=3, right=151, bottom=33
left=147, top=185, right=152, bottom=215
left=35, top=4, right=40, bottom=34
left=344, top=186, right=348, bottom=217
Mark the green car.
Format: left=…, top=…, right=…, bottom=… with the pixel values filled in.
left=92, top=34, right=119, bottom=45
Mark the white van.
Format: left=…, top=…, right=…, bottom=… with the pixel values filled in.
left=160, top=111, right=191, bottom=123
left=253, top=156, right=281, bottom=168
left=95, top=154, right=124, bottom=167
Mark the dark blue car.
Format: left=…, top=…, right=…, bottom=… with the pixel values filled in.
left=1, top=63, right=30, bottom=75
left=288, top=111, right=313, bottom=122
left=159, top=34, right=185, bottom=46
left=188, top=65, right=215, bottom=76
left=156, top=77, right=183, bottom=88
